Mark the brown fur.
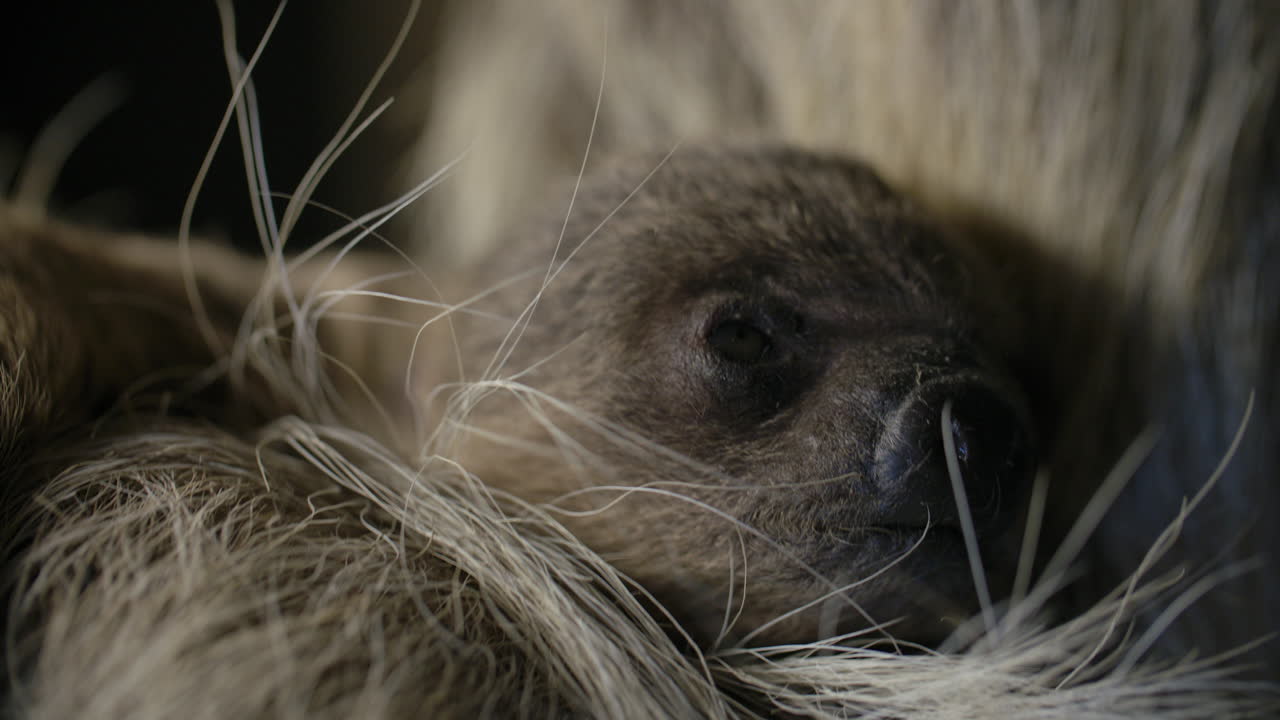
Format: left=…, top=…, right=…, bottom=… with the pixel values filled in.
left=432, top=148, right=1036, bottom=646
left=417, top=0, right=1280, bottom=674
left=1, top=1, right=1278, bottom=717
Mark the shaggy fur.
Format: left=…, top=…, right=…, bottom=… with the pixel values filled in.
left=1, top=1, right=1278, bottom=718
left=417, top=0, right=1280, bottom=677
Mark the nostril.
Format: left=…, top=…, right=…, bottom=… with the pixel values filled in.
left=943, top=387, right=1032, bottom=527
left=871, top=378, right=1033, bottom=532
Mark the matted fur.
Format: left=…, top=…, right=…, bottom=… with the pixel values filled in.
left=2, top=1, right=1278, bottom=718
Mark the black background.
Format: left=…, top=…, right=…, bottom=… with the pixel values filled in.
left=2, top=1, right=434, bottom=250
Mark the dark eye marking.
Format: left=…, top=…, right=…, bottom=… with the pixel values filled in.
left=706, top=318, right=772, bottom=364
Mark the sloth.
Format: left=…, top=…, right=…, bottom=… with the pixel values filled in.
left=1, top=1, right=1278, bottom=717
left=416, top=0, right=1280, bottom=678
left=1, top=147, right=1033, bottom=650
left=432, top=148, right=1035, bottom=646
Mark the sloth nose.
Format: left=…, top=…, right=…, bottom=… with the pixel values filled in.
left=871, top=379, right=1033, bottom=532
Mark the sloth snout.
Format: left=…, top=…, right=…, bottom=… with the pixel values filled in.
left=870, top=378, right=1033, bottom=534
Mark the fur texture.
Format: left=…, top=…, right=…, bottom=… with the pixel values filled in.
left=1, top=1, right=1278, bottom=718
left=416, top=0, right=1280, bottom=676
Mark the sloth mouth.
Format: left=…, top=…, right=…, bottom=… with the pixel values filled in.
left=807, top=523, right=1006, bottom=646
left=832, top=521, right=1011, bottom=590
left=867, top=523, right=964, bottom=539
left=847, top=522, right=971, bottom=558
left=868, top=512, right=1012, bottom=543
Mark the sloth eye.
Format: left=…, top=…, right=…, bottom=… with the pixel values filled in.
left=707, top=318, right=772, bottom=363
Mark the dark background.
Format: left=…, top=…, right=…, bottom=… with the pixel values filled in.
left=2, top=1, right=435, bottom=250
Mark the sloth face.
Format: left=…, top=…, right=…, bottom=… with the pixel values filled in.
left=447, top=148, right=1034, bottom=647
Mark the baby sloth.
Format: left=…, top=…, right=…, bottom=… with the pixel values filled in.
left=427, top=147, right=1035, bottom=646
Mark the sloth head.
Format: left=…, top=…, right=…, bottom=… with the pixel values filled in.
left=436, top=148, right=1035, bottom=647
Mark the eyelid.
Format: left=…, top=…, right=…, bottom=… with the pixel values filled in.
left=699, top=298, right=807, bottom=369
left=702, top=298, right=800, bottom=339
